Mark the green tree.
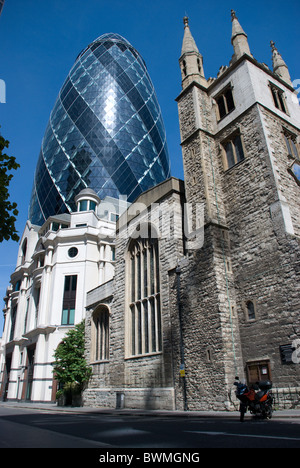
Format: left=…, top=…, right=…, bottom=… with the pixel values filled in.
left=0, top=132, right=20, bottom=243
left=53, top=321, right=92, bottom=404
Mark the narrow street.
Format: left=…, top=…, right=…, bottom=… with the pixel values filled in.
left=0, top=405, right=300, bottom=450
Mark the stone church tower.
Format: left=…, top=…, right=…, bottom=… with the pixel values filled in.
left=83, top=11, right=300, bottom=412
left=176, top=12, right=300, bottom=409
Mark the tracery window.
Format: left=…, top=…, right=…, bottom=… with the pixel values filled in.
left=270, top=83, right=288, bottom=114
left=127, top=227, right=162, bottom=357
left=215, top=86, right=235, bottom=121
left=283, top=129, right=299, bottom=160
left=242, top=299, right=258, bottom=322
left=92, top=306, right=110, bottom=361
left=222, top=132, right=245, bottom=170
left=246, top=301, right=256, bottom=321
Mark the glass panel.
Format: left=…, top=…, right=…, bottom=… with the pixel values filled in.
left=278, top=92, right=287, bottom=113
left=247, top=302, right=255, bottom=320
left=150, top=297, right=156, bottom=353
left=291, top=162, right=300, bottom=183
left=157, top=296, right=162, bottom=351
left=104, top=312, right=109, bottom=360
left=110, top=213, right=119, bottom=222
left=284, top=135, right=292, bottom=156
left=137, top=302, right=142, bottom=355
left=225, top=89, right=235, bottom=113
left=131, top=256, right=135, bottom=303
left=271, top=88, right=279, bottom=109
left=79, top=200, right=88, bottom=211
left=71, top=275, right=77, bottom=291
left=131, top=305, right=135, bottom=355
left=291, top=140, right=299, bottom=159
left=150, top=245, right=154, bottom=295
left=64, top=276, right=71, bottom=292
left=225, top=142, right=235, bottom=169
left=233, top=135, right=245, bottom=163
left=62, top=308, right=69, bottom=325
left=10, top=307, right=17, bottom=341
left=137, top=253, right=141, bottom=300
left=155, top=243, right=160, bottom=293
left=89, top=201, right=96, bottom=211
left=144, top=301, right=149, bottom=354
left=143, top=249, right=148, bottom=298
left=95, top=317, right=100, bottom=361
left=98, top=315, right=104, bottom=361
left=69, top=308, right=75, bottom=325
left=217, top=95, right=226, bottom=119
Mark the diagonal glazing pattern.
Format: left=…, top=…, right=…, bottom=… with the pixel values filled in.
left=29, top=33, right=171, bottom=225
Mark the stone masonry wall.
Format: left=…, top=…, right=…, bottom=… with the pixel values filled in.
left=177, top=84, right=245, bottom=410
left=168, top=225, right=244, bottom=412
left=177, top=85, right=227, bottom=226
left=213, top=103, right=300, bottom=389
left=84, top=183, right=186, bottom=410
left=84, top=64, right=300, bottom=411
left=259, top=106, right=300, bottom=237
left=177, top=74, right=300, bottom=408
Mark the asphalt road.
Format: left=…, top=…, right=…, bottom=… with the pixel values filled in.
left=0, top=406, right=300, bottom=451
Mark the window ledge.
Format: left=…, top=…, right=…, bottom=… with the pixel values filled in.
left=224, top=158, right=246, bottom=173
left=90, top=360, right=109, bottom=365
left=23, top=325, right=56, bottom=338
left=217, top=107, right=235, bottom=124
left=125, top=351, right=163, bottom=361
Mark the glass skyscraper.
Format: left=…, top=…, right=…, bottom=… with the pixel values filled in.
left=0, top=1, right=5, bottom=16
left=29, top=33, right=171, bottom=225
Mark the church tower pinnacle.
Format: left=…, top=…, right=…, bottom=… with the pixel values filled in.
left=231, top=10, right=251, bottom=61
left=179, top=16, right=207, bottom=89
left=270, top=40, right=293, bottom=87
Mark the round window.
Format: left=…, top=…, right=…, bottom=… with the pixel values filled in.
left=68, top=247, right=78, bottom=258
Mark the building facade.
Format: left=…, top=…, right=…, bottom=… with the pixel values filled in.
left=1, top=12, right=299, bottom=410
left=83, top=12, right=300, bottom=411
left=0, top=31, right=171, bottom=403
left=0, top=190, right=126, bottom=402
left=84, top=178, right=186, bottom=409
left=29, top=33, right=171, bottom=226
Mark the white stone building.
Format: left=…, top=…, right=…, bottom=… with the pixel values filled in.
left=0, top=189, right=127, bottom=402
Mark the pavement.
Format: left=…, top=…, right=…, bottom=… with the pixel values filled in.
left=1, top=400, right=300, bottom=420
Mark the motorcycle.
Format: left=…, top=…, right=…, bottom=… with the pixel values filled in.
left=234, top=377, right=274, bottom=422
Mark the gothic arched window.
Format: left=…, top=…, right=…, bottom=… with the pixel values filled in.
left=127, top=227, right=162, bottom=357
left=92, top=306, right=110, bottom=361
left=247, top=301, right=256, bottom=321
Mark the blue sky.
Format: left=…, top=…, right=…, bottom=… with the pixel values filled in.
left=0, top=0, right=299, bottom=334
